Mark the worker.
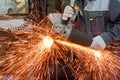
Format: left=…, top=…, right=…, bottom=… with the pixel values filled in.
left=49, top=0, right=120, bottom=54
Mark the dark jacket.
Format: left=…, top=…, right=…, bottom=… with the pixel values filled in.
left=75, top=0, right=120, bottom=53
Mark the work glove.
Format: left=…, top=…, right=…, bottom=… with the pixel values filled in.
left=62, top=6, right=77, bottom=21
left=47, top=13, right=72, bottom=38
left=90, top=36, right=106, bottom=50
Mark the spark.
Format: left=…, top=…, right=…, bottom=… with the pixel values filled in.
left=0, top=16, right=120, bottom=80
left=42, top=36, right=54, bottom=48
left=55, top=37, right=120, bottom=80
left=55, top=39, right=102, bottom=59
left=94, top=51, right=102, bottom=59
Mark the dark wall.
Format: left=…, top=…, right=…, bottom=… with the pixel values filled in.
left=47, top=0, right=69, bottom=14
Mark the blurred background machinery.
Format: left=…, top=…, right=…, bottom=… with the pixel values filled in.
left=0, top=0, right=69, bottom=56
left=30, top=0, right=47, bottom=22
left=47, top=0, right=69, bottom=13
left=0, top=0, right=71, bottom=80
left=31, top=0, right=69, bottom=22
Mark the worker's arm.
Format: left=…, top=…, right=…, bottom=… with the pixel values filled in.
left=91, top=15, right=120, bottom=51
left=88, top=14, right=120, bottom=51
left=92, top=1, right=120, bottom=50
left=100, top=17, right=120, bottom=46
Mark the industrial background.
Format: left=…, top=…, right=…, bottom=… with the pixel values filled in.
left=1, top=0, right=120, bottom=80
left=0, top=0, right=69, bottom=56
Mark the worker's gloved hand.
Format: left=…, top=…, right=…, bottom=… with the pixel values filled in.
left=62, top=6, right=75, bottom=21
left=47, top=13, right=72, bottom=38
left=90, top=36, right=106, bottom=50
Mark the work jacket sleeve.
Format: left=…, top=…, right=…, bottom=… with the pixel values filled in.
left=100, top=0, right=120, bottom=45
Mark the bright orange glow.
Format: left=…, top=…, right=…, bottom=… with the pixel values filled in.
left=43, top=36, right=54, bottom=48
left=0, top=17, right=120, bottom=80
left=93, top=50, right=102, bottom=59
left=55, top=39, right=103, bottom=59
